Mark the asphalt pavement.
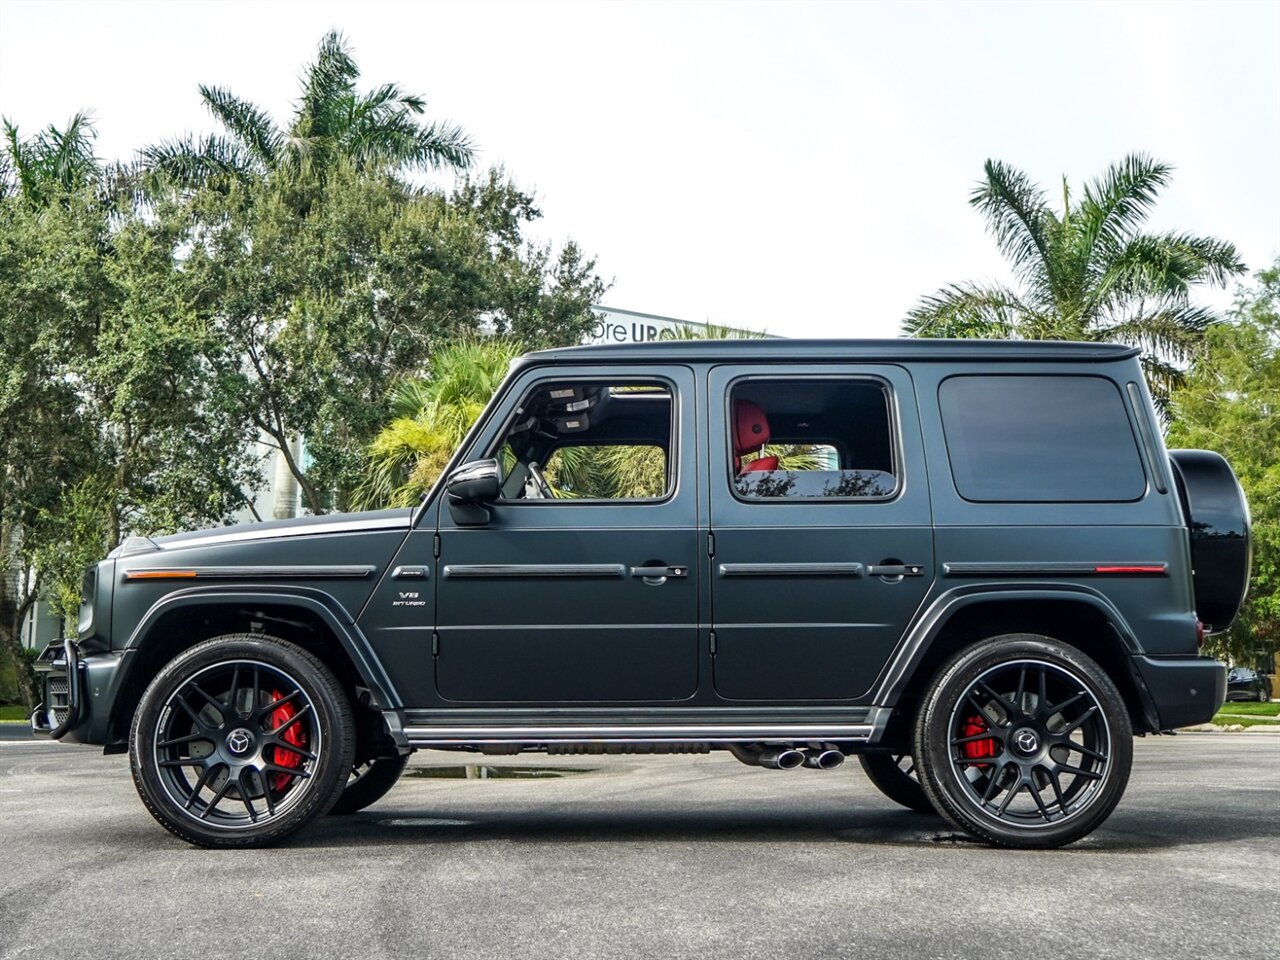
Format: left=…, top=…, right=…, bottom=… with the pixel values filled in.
left=1, top=733, right=1277, bottom=960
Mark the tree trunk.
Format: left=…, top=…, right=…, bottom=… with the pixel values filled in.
left=271, top=435, right=302, bottom=520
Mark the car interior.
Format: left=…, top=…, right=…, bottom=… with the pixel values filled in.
left=495, top=381, right=673, bottom=500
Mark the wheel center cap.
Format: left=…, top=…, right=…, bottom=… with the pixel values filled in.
left=1012, top=728, right=1040, bottom=755
left=226, top=728, right=254, bottom=756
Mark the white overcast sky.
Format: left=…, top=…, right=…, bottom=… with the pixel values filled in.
left=1, top=0, right=1277, bottom=338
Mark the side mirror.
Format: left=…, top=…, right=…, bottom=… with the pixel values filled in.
left=446, top=459, right=500, bottom=525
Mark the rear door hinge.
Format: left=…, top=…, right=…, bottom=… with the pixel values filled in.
left=432, top=632, right=439, bottom=657
left=709, top=630, right=716, bottom=655
left=707, top=531, right=715, bottom=557
left=433, top=533, right=441, bottom=559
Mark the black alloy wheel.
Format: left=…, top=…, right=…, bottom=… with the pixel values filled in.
left=328, top=753, right=409, bottom=815
left=913, top=634, right=1132, bottom=848
left=858, top=752, right=936, bottom=814
left=130, top=634, right=355, bottom=848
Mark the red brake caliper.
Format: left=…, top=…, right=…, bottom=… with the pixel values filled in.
left=269, top=690, right=308, bottom=791
left=962, top=715, right=997, bottom=770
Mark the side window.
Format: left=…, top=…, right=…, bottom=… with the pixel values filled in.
left=728, top=379, right=898, bottom=500
left=939, top=375, right=1146, bottom=503
left=493, top=381, right=673, bottom=501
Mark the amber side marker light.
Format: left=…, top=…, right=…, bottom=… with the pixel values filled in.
left=124, top=570, right=198, bottom=581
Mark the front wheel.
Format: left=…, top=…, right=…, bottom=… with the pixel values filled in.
left=130, top=634, right=356, bottom=848
left=913, top=634, right=1132, bottom=849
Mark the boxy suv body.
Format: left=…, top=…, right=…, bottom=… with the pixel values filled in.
left=33, top=339, right=1250, bottom=848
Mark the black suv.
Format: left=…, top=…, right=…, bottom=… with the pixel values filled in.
left=32, top=339, right=1251, bottom=849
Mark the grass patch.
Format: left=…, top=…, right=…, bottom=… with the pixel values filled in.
left=1217, top=701, right=1280, bottom=716
left=0, top=704, right=30, bottom=722
left=1211, top=714, right=1279, bottom=728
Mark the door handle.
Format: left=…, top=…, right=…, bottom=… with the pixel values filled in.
left=866, top=563, right=926, bottom=577
left=630, top=565, right=688, bottom=581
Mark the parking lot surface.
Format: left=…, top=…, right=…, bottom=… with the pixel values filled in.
left=1, top=733, right=1277, bottom=960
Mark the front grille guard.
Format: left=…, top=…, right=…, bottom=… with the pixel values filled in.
left=30, top=640, right=83, bottom=740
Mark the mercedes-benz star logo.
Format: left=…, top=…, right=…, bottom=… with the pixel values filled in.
left=226, top=728, right=253, bottom=756
left=1014, top=729, right=1039, bottom=754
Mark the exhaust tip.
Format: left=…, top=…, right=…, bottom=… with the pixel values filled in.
left=759, top=747, right=806, bottom=770
left=804, top=749, right=845, bottom=770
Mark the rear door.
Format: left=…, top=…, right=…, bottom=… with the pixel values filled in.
left=708, top=364, right=933, bottom=701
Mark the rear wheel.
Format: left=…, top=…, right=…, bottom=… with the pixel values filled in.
left=858, top=753, right=935, bottom=813
left=328, top=754, right=409, bottom=815
left=130, top=634, right=355, bottom=848
left=913, top=634, right=1132, bottom=848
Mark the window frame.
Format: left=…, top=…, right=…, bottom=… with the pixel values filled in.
left=724, top=374, right=903, bottom=505
left=483, top=374, right=680, bottom=507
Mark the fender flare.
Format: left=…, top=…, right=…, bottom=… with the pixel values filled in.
left=870, top=583, right=1146, bottom=708
left=115, top=585, right=401, bottom=710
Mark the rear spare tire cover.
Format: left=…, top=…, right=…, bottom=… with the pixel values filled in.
left=1168, top=450, right=1251, bottom=631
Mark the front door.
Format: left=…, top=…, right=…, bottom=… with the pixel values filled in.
left=708, top=365, right=934, bottom=701
left=434, top=365, right=699, bottom=703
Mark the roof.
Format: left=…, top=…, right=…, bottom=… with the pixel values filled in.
left=521, top=338, right=1141, bottom=365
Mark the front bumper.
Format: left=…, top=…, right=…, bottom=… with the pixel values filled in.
left=1131, top=655, right=1227, bottom=730
left=30, top=640, right=83, bottom=739
left=30, top=640, right=123, bottom=745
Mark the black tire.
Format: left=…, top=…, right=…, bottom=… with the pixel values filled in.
left=129, top=634, right=356, bottom=848
left=328, top=754, right=409, bottom=815
left=912, top=634, right=1132, bottom=849
left=859, top=752, right=936, bottom=814
left=1261, top=688, right=1271, bottom=703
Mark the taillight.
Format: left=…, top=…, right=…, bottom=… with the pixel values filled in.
left=1195, top=620, right=1206, bottom=649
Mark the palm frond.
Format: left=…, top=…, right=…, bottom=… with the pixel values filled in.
left=1095, top=232, right=1245, bottom=310
left=42, top=111, right=99, bottom=189
left=199, top=85, right=280, bottom=168
left=666, top=322, right=765, bottom=340
left=299, top=29, right=359, bottom=135
left=2, top=117, right=39, bottom=201
left=138, top=134, right=252, bottom=190
left=1097, top=303, right=1217, bottom=358
left=903, top=282, right=1026, bottom=338
left=1079, top=153, right=1173, bottom=262
left=970, top=159, right=1051, bottom=279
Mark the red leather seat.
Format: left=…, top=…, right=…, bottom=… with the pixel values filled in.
left=733, top=400, right=779, bottom=474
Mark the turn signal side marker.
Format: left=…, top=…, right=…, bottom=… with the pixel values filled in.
left=1093, top=565, right=1167, bottom=575
left=123, top=570, right=198, bottom=580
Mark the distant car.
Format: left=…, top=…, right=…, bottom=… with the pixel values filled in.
left=1226, top=668, right=1273, bottom=702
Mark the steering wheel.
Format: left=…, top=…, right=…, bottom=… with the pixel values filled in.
left=526, top=461, right=554, bottom=500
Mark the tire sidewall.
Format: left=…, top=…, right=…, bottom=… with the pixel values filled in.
left=913, top=634, right=1133, bottom=848
left=129, top=634, right=355, bottom=848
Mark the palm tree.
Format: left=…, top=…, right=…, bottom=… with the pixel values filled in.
left=140, top=30, right=473, bottom=190
left=2, top=111, right=101, bottom=205
left=353, top=339, right=523, bottom=509
left=904, top=155, right=1245, bottom=400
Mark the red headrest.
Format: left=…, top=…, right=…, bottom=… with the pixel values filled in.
left=734, top=400, right=771, bottom=453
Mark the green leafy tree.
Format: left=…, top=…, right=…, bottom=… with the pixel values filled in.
left=1168, top=259, right=1280, bottom=667
left=905, top=155, right=1245, bottom=400
left=0, top=176, right=260, bottom=709
left=354, top=339, right=526, bottom=508
left=141, top=30, right=473, bottom=190
left=186, top=168, right=603, bottom=513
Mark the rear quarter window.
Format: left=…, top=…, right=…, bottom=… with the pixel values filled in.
left=939, top=375, right=1146, bottom=503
